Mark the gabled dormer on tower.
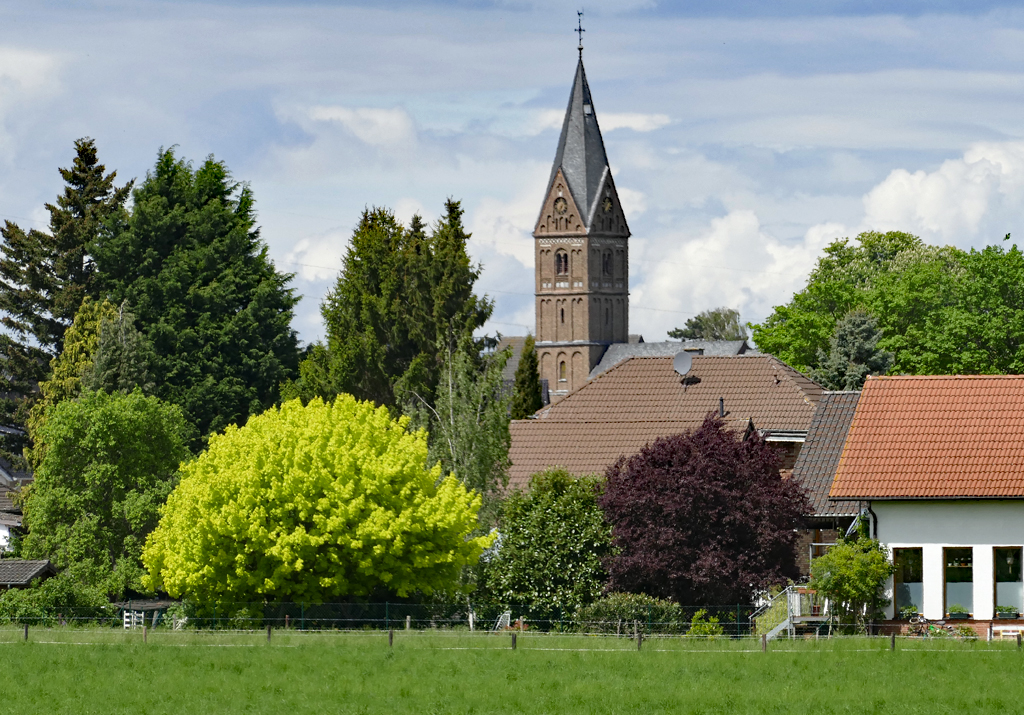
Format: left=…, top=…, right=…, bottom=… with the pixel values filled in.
left=534, top=58, right=630, bottom=401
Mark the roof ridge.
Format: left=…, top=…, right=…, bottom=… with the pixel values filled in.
left=866, top=374, right=1024, bottom=381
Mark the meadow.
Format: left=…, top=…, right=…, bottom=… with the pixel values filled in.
left=0, top=629, right=1021, bottom=714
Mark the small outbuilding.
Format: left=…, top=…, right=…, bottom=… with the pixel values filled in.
left=0, top=559, right=56, bottom=590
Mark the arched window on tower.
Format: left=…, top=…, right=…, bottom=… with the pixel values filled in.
left=559, top=361, right=567, bottom=382
left=555, top=250, right=568, bottom=275
left=602, top=250, right=613, bottom=276
left=560, top=307, right=565, bottom=323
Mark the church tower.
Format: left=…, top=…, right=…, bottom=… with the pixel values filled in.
left=534, top=57, right=630, bottom=400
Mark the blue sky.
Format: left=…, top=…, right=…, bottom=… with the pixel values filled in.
left=4, top=1, right=1024, bottom=343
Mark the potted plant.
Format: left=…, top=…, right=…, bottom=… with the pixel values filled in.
left=898, top=604, right=918, bottom=620
left=995, top=605, right=1019, bottom=619
left=947, top=604, right=971, bottom=620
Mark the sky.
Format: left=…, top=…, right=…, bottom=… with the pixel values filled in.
left=4, top=1, right=1024, bottom=345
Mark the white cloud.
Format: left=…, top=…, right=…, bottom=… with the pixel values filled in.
left=307, top=105, right=416, bottom=148
left=616, top=187, right=647, bottom=219
left=631, top=210, right=832, bottom=340
left=282, top=232, right=347, bottom=283
left=599, top=112, right=671, bottom=132
left=861, top=141, right=1024, bottom=243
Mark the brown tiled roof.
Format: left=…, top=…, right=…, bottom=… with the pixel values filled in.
left=830, top=375, right=1024, bottom=499
left=790, top=391, right=860, bottom=517
left=0, top=560, right=54, bottom=587
left=508, top=354, right=822, bottom=488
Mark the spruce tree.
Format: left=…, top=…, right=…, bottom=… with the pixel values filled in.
left=94, top=148, right=299, bottom=445
left=510, top=335, right=543, bottom=419
left=0, top=138, right=130, bottom=464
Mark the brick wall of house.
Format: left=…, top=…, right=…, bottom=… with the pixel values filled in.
left=795, top=527, right=840, bottom=578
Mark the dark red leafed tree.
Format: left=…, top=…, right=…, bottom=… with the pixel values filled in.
left=599, top=414, right=809, bottom=605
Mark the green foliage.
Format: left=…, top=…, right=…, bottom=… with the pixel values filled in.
left=143, top=396, right=493, bottom=604
left=751, top=231, right=920, bottom=372
left=510, top=335, right=542, bottom=420
left=752, top=231, right=1024, bottom=377
left=480, top=469, right=613, bottom=612
left=0, top=138, right=130, bottom=464
left=573, top=592, right=687, bottom=634
left=687, top=609, right=724, bottom=639
left=947, top=603, right=969, bottom=614
left=293, top=203, right=492, bottom=411
left=27, top=297, right=118, bottom=447
left=996, top=605, right=1018, bottom=615
left=413, top=340, right=510, bottom=525
left=0, top=571, right=111, bottom=624
left=809, top=310, right=894, bottom=390
left=81, top=301, right=157, bottom=396
left=809, top=533, right=895, bottom=632
left=94, top=147, right=299, bottom=444
left=21, top=390, right=190, bottom=600
left=898, top=604, right=919, bottom=619
left=669, top=306, right=748, bottom=340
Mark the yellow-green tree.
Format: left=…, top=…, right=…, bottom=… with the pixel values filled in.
left=143, top=396, right=493, bottom=604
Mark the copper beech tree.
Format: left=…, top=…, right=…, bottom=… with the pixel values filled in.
left=599, top=415, right=809, bottom=605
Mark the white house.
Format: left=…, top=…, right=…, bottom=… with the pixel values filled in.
left=829, top=375, right=1024, bottom=622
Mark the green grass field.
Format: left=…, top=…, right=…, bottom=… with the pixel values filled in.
left=0, top=629, right=1022, bottom=714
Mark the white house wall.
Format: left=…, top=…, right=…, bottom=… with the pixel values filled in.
left=875, top=500, right=1024, bottom=620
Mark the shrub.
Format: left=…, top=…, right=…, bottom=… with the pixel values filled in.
left=573, top=592, right=688, bottom=634
left=809, top=532, right=895, bottom=632
left=687, top=609, right=724, bottom=639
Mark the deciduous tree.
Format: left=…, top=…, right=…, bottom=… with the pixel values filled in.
left=599, top=415, right=808, bottom=605
left=669, top=307, right=748, bottom=341
left=480, top=469, right=613, bottom=612
left=143, top=396, right=493, bottom=604
left=809, top=532, right=894, bottom=632
left=21, top=390, right=189, bottom=600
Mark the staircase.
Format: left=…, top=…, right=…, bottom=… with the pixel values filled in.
left=752, top=586, right=827, bottom=641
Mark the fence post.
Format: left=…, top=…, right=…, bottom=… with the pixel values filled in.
left=761, top=634, right=767, bottom=653
left=389, top=629, right=394, bottom=648
left=143, top=624, right=148, bottom=644
left=647, top=604, right=652, bottom=635
left=385, top=602, right=389, bottom=631
left=23, top=623, right=28, bottom=642
left=301, top=602, right=305, bottom=631
left=890, top=633, right=895, bottom=651
left=511, top=632, right=517, bottom=650
left=267, top=625, right=272, bottom=643
left=637, top=632, right=642, bottom=651
left=736, top=605, right=740, bottom=638
left=406, top=615, right=411, bottom=631
left=1018, top=633, right=1021, bottom=649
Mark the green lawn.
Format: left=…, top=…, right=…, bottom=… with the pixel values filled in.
left=0, top=629, right=1021, bottom=713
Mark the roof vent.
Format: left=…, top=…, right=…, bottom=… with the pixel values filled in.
left=673, top=351, right=693, bottom=377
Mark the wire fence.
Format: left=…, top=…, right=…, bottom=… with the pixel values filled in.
left=0, top=601, right=759, bottom=636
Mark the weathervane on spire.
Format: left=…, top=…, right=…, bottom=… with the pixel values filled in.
left=576, top=10, right=585, bottom=58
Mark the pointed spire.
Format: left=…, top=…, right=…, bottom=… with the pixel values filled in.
left=545, top=58, right=612, bottom=230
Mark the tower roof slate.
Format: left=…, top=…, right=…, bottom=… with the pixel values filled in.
left=544, top=59, right=616, bottom=230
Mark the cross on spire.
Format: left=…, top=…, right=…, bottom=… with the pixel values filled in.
left=576, top=10, right=585, bottom=57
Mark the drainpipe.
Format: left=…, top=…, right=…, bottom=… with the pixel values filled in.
left=866, top=503, right=878, bottom=540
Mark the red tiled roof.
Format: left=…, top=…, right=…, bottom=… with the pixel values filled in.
left=508, top=354, right=822, bottom=488
left=830, top=375, right=1024, bottom=499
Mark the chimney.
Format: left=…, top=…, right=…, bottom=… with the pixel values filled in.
left=719, top=397, right=725, bottom=418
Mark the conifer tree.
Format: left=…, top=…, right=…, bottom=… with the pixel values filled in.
left=0, top=139, right=130, bottom=463
left=94, top=148, right=299, bottom=445
left=81, top=301, right=157, bottom=396
left=510, top=335, right=543, bottom=419
left=293, top=200, right=492, bottom=411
